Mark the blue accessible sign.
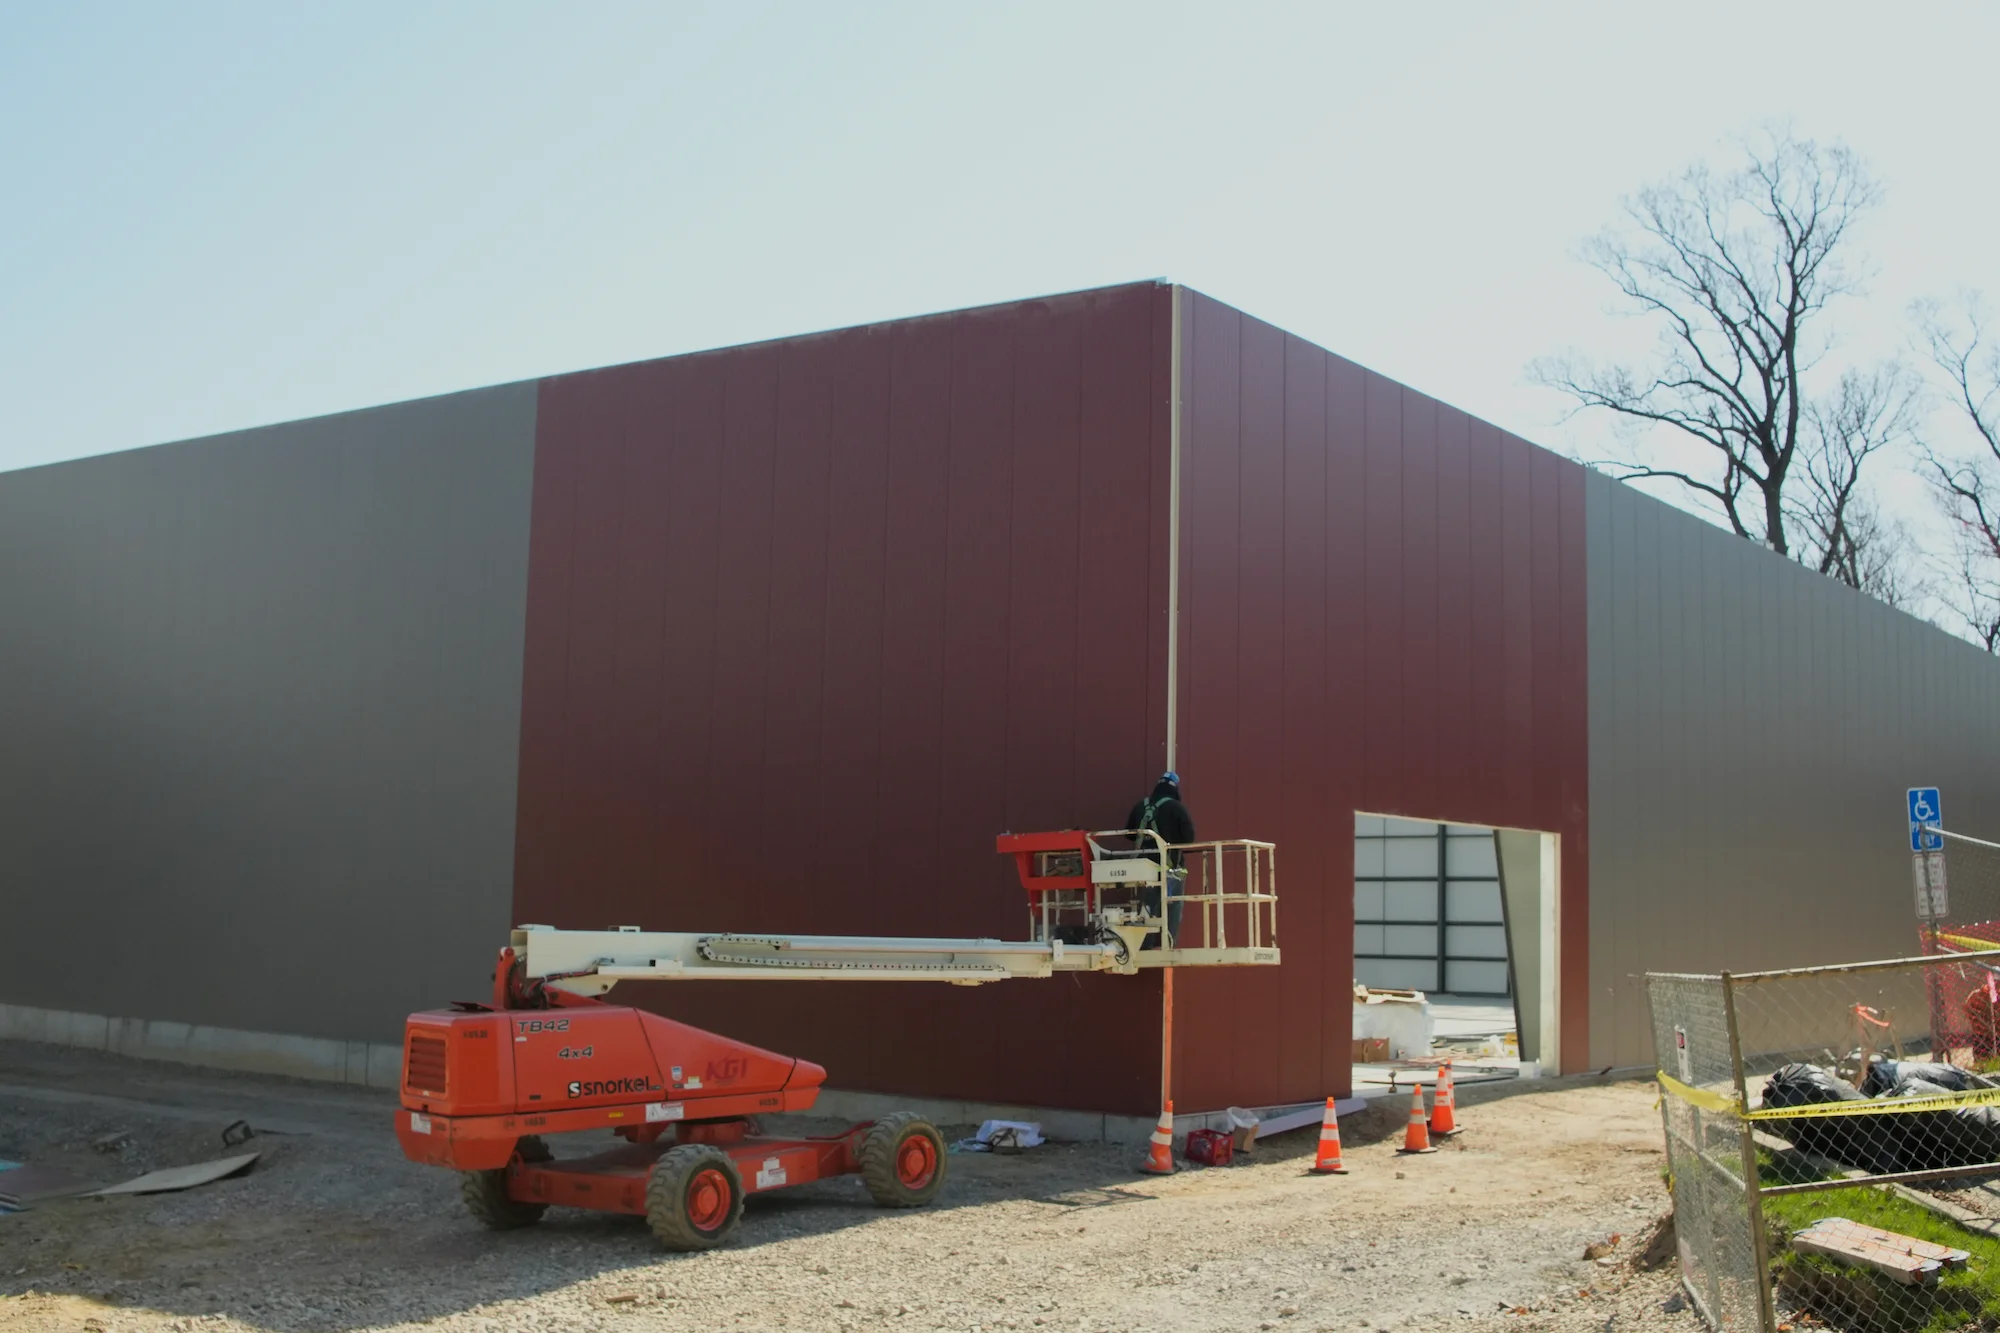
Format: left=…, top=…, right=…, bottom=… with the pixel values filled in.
left=1909, top=787, right=1944, bottom=853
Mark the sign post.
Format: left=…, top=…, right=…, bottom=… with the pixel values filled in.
left=1910, top=787, right=1947, bottom=920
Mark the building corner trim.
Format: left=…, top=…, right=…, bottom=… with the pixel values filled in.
left=1166, top=284, right=1186, bottom=772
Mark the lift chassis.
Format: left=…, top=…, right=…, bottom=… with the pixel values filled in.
left=395, top=828, right=1277, bottom=1250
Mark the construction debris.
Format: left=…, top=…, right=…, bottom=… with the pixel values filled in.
left=1352, top=984, right=1433, bottom=1061
left=1637, top=1212, right=1679, bottom=1270
left=950, top=1121, right=1043, bottom=1153
left=1788, top=1216, right=1969, bottom=1286
left=90, top=1152, right=260, bottom=1197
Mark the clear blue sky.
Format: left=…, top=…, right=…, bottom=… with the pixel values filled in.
left=4, top=0, right=1997, bottom=507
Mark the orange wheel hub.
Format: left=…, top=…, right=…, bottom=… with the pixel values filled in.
left=896, top=1134, right=938, bottom=1190
left=686, top=1167, right=732, bottom=1232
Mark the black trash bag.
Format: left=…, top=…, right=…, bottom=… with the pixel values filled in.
left=1761, top=1062, right=1865, bottom=1108
left=1881, top=1075, right=2000, bottom=1173
left=1861, top=1060, right=1980, bottom=1097
left=1759, top=1064, right=1891, bottom=1172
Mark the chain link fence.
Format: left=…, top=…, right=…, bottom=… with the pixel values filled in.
left=1648, top=828, right=2000, bottom=1331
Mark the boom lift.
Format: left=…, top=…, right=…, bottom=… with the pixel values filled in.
left=396, top=829, right=1276, bottom=1250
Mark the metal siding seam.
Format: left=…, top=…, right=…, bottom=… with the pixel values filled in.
left=1072, top=306, right=1087, bottom=820
left=1157, top=288, right=1185, bottom=1112
left=1167, top=285, right=1185, bottom=771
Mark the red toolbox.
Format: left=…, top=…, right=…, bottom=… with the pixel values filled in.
left=1185, top=1127, right=1234, bottom=1167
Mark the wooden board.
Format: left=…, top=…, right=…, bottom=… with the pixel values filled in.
left=1790, top=1217, right=1970, bottom=1286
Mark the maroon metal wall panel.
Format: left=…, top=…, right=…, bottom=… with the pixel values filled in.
left=1497, top=431, right=1538, bottom=830
left=1465, top=419, right=1507, bottom=807
left=1175, top=291, right=1238, bottom=1104
left=1321, top=354, right=1368, bottom=1093
left=1432, top=406, right=1476, bottom=819
left=1227, top=314, right=1289, bottom=1099
left=1276, top=334, right=1332, bottom=1099
left=1398, top=389, right=1441, bottom=805
left=1360, top=374, right=1406, bottom=800
left=656, top=359, right=726, bottom=904
left=1171, top=292, right=1590, bottom=1111
left=514, top=283, right=1174, bottom=1116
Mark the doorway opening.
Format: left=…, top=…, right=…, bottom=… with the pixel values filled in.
left=1352, top=813, right=1560, bottom=1074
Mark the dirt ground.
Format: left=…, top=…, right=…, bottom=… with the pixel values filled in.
left=0, top=1042, right=1694, bottom=1332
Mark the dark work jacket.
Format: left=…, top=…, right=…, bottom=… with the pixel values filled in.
left=1125, top=782, right=1194, bottom=867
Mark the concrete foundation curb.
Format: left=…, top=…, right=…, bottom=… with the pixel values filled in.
left=0, top=1002, right=404, bottom=1090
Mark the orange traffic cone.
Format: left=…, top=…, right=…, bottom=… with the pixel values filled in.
left=1429, top=1061, right=1460, bottom=1137
left=1139, top=1101, right=1176, bottom=1175
left=1311, top=1097, right=1348, bottom=1174
left=1396, top=1083, right=1437, bottom=1155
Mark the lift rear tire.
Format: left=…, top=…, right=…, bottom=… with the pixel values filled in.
left=859, top=1112, right=946, bottom=1208
left=460, top=1134, right=552, bottom=1230
left=646, top=1144, right=745, bottom=1251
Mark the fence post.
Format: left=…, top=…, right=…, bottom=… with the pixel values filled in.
left=1722, top=971, right=1780, bottom=1333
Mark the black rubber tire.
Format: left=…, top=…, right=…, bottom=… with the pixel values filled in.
left=858, top=1112, right=947, bottom=1208
left=645, top=1144, right=745, bottom=1252
left=460, top=1135, right=552, bottom=1230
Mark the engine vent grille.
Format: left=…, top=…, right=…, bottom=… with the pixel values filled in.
left=405, top=1034, right=448, bottom=1094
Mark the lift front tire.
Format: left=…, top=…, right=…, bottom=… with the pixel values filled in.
left=859, top=1112, right=946, bottom=1208
left=646, top=1144, right=745, bottom=1251
left=460, top=1135, right=552, bottom=1230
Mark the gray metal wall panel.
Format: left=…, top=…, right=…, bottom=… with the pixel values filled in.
left=1587, top=474, right=2000, bottom=1068
left=0, top=385, right=537, bottom=1042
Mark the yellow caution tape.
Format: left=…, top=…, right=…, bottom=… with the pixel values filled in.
left=1658, top=1070, right=2000, bottom=1121
left=1934, top=932, right=2000, bottom=955
left=1745, top=1083, right=2000, bottom=1121
left=1656, top=1072, right=1741, bottom=1114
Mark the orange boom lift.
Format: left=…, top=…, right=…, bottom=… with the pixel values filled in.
left=394, top=828, right=1277, bottom=1250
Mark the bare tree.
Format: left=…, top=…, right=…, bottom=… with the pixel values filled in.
left=1791, top=366, right=1922, bottom=603
left=1916, top=294, right=2000, bottom=648
left=1534, top=129, right=1909, bottom=592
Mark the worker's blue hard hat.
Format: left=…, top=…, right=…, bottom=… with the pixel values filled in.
left=1161, top=771, right=1180, bottom=787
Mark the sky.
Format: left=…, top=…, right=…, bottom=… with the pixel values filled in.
left=4, top=2, right=1997, bottom=560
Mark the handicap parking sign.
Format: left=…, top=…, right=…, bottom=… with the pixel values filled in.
left=1909, top=787, right=1944, bottom=852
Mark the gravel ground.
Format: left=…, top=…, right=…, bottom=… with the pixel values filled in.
left=0, top=1043, right=1697, bottom=1332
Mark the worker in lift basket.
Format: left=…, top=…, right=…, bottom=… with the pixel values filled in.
left=1125, top=772, right=1193, bottom=949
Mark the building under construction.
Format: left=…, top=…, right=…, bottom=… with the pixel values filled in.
left=3, top=280, right=1998, bottom=1123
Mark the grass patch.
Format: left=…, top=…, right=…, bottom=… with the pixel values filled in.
left=1757, top=1150, right=2000, bottom=1331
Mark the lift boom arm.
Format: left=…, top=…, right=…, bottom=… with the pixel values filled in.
left=511, top=927, right=1129, bottom=993
left=510, top=828, right=1278, bottom=999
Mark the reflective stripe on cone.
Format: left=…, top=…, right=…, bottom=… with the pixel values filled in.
left=1139, top=1100, right=1176, bottom=1175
